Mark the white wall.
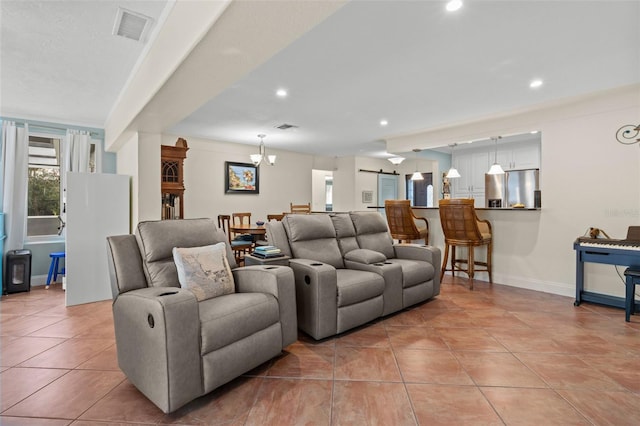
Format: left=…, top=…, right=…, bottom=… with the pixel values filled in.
left=312, top=169, right=332, bottom=211
left=353, top=157, right=382, bottom=210
left=161, top=134, right=315, bottom=222
left=397, top=86, right=640, bottom=299
left=116, top=131, right=138, bottom=230
left=332, top=156, right=356, bottom=212
left=138, top=133, right=161, bottom=222
left=352, top=157, right=395, bottom=210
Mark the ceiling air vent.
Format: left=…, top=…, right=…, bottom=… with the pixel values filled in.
left=113, top=7, right=153, bottom=42
left=275, top=123, right=299, bottom=130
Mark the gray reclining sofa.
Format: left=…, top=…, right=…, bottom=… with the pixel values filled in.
left=266, top=211, right=440, bottom=340
left=106, top=218, right=297, bottom=413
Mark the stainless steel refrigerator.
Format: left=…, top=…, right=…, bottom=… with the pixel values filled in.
left=485, top=169, right=540, bottom=208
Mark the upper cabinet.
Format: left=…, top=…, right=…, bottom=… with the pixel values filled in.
left=452, top=150, right=489, bottom=207
left=496, top=140, right=540, bottom=170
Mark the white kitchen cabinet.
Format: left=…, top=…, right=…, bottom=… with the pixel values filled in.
left=495, top=141, right=540, bottom=170
left=452, top=150, right=489, bottom=207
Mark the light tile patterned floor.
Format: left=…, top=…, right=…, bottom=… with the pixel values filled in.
left=2, top=276, right=640, bottom=425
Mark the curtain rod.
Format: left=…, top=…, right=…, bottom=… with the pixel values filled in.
left=358, top=168, right=399, bottom=176
left=1, top=116, right=104, bottom=138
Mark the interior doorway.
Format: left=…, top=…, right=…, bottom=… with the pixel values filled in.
left=406, top=173, right=433, bottom=207
left=311, top=169, right=333, bottom=212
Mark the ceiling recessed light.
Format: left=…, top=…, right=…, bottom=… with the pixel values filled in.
left=529, top=79, right=543, bottom=89
left=380, top=119, right=388, bottom=126
left=446, top=0, right=463, bottom=12
left=276, top=89, right=288, bottom=98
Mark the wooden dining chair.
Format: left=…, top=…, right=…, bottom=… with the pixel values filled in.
left=217, top=214, right=253, bottom=265
left=232, top=212, right=259, bottom=249
left=438, top=198, right=492, bottom=290
left=290, top=202, right=311, bottom=214
left=384, top=199, right=429, bottom=244
left=232, top=212, right=252, bottom=225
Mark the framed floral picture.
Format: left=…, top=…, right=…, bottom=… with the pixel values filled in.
left=225, top=161, right=259, bottom=194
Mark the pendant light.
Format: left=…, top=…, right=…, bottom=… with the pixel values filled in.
left=487, top=136, right=505, bottom=175
left=250, top=134, right=276, bottom=166
left=410, top=149, right=423, bottom=181
left=446, top=143, right=461, bottom=178
left=388, top=156, right=405, bottom=165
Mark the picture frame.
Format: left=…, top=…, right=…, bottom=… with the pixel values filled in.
left=225, top=161, right=259, bottom=194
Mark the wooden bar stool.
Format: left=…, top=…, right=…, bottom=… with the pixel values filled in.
left=439, top=199, right=492, bottom=290
left=384, top=199, right=429, bottom=244
left=46, top=251, right=65, bottom=289
left=624, top=268, right=640, bottom=322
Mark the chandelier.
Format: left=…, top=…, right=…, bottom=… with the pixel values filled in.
left=250, top=134, right=276, bottom=166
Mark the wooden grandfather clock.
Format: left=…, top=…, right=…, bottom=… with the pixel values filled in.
left=161, top=138, right=189, bottom=220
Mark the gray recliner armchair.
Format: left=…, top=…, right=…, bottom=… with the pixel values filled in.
left=106, top=218, right=297, bottom=413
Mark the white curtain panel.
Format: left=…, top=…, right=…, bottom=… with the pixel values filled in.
left=65, top=129, right=91, bottom=173
left=62, top=129, right=91, bottom=226
left=1, top=121, right=29, bottom=252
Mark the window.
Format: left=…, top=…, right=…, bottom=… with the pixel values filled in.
left=325, top=176, right=333, bottom=211
left=27, top=135, right=63, bottom=237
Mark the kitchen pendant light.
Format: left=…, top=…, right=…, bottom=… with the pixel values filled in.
left=446, top=143, right=461, bottom=178
left=250, top=134, right=276, bottom=166
left=410, top=171, right=424, bottom=180
left=388, top=156, right=405, bottom=165
left=411, top=149, right=423, bottom=181
left=487, top=136, right=505, bottom=175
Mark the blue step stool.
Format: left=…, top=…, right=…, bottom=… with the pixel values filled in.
left=46, top=252, right=65, bottom=289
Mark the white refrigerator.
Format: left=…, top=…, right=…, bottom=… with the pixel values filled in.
left=65, top=173, right=130, bottom=306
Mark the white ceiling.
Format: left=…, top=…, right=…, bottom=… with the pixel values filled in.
left=2, top=1, right=639, bottom=158
left=0, top=0, right=169, bottom=126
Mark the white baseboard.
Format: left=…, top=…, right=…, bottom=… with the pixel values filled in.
left=30, top=275, right=50, bottom=287
left=443, top=271, right=574, bottom=299
left=492, top=273, right=574, bottom=298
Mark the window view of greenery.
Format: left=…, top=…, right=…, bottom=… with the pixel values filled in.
left=28, top=136, right=62, bottom=237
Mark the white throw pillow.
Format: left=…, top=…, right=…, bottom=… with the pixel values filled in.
left=172, top=242, right=235, bottom=301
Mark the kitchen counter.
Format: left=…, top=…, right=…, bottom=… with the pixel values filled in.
left=369, top=205, right=543, bottom=290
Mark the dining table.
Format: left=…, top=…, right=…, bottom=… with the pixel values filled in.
left=229, top=223, right=267, bottom=238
